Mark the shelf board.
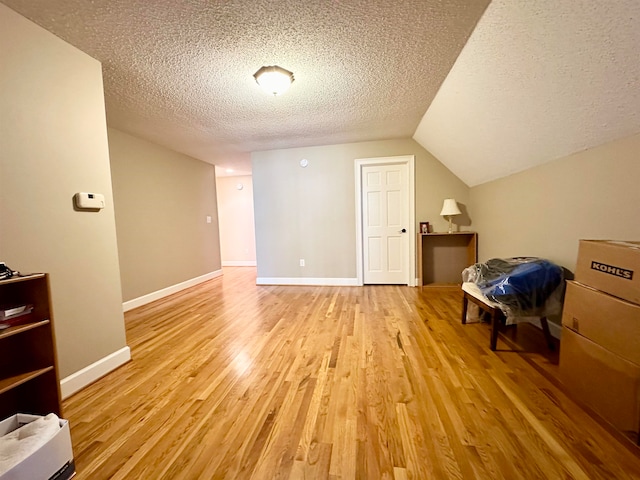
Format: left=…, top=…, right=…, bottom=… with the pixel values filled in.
left=0, top=366, right=55, bottom=395
left=0, top=273, right=45, bottom=286
left=421, top=231, right=476, bottom=236
left=421, top=283, right=462, bottom=289
left=0, top=319, right=50, bottom=340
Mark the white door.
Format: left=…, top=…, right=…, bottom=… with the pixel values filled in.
left=362, top=163, right=409, bottom=284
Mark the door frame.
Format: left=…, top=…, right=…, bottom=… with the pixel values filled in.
left=355, top=155, right=416, bottom=287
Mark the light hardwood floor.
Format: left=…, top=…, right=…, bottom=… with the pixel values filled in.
left=63, top=267, right=640, bottom=479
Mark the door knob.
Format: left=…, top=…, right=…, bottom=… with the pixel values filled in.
left=401, top=228, right=407, bottom=233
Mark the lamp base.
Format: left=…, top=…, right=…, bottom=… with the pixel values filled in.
left=448, top=217, right=453, bottom=234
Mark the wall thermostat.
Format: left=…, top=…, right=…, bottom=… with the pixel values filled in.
left=74, top=192, right=105, bottom=210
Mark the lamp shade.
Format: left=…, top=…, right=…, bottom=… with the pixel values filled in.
left=440, top=198, right=461, bottom=216
left=253, top=65, right=294, bottom=95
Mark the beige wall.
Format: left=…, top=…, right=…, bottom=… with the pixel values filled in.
left=415, top=145, right=471, bottom=234
left=108, top=128, right=221, bottom=301
left=252, top=138, right=469, bottom=280
left=216, top=175, right=256, bottom=265
left=469, top=132, right=640, bottom=272
left=0, top=4, right=127, bottom=377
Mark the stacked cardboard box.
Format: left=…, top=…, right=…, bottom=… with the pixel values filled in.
left=560, top=240, right=640, bottom=438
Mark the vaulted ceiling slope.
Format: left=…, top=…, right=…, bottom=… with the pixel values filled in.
left=0, top=0, right=489, bottom=175
left=414, top=0, right=640, bottom=187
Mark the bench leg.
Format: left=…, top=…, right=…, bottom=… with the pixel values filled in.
left=461, top=294, right=468, bottom=324
left=490, top=310, right=500, bottom=350
left=540, top=317, right=555, bottom=350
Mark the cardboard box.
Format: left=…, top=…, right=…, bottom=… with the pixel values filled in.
left=0, top=414, right=75, bottom=480
left=562, top=281, right=640, bottom=365
left=560, top=327, right=640, bottom=436
left=575, top=240, right=640, bottom=305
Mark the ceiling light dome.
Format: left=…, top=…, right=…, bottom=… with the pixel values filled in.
left=253, top=65, right=294, bottom=96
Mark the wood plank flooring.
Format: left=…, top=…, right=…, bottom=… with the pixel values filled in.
left=63, top=267, right=640, bottom=479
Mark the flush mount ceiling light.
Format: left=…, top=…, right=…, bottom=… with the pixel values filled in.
left=253, top=65, right=294, bottom=96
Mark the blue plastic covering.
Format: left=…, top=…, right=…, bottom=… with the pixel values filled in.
left=462, top=257, right=564, bottom=318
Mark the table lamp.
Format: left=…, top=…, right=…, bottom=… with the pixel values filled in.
left=440, top=198, right=461, bottom=233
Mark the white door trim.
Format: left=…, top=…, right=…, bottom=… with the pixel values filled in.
left=355, top=155, right=415, bottom=287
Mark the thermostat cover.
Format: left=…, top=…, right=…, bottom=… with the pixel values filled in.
left=74, top=192, right=105, bottom=209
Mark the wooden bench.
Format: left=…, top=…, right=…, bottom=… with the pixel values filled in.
left=461, top=283, right=554, bottom=351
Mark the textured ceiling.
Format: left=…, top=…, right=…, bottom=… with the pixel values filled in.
left=414, top=0, right=640, bottom=186
left=1, top=0, right=489, bottom=175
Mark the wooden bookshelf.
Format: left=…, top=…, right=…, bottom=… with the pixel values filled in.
left=0, top=274, right=62, bottom=420
left=417, top=232, right=478, bottom=287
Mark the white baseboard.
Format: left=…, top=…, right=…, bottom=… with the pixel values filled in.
left=222, top=261, right=257, bottom=267
left=256, top=277, right=359, bottom=286
left=60, top=346, right=131, bottom=399
left=123, top=269, right=223, bottom=312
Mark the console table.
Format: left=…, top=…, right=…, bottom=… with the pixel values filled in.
left=417, top=232, right=477, bottom=287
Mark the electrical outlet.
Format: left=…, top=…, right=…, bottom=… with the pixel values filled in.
left=299, top=259, right=305, bottom=267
